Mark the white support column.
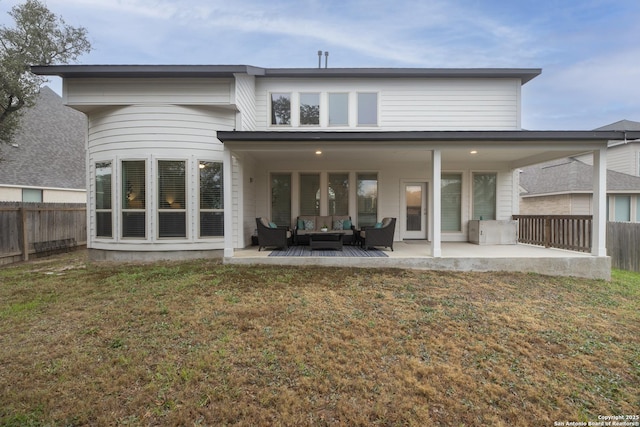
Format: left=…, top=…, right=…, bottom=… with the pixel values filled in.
left=592, top=147, right=607, bottom=257
left=430, top=149, right=442, bottom=257
left=223, top=147, right=234, bottom=257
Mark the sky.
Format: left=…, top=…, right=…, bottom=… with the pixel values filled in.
left=1, top=0, right=639, bottom=130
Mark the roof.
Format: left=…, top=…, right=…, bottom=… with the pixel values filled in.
left=30, top=65, right=542, bottom=84
left=0, top=86, right=87, bottom=189
left=520, top=157, right=640, bottom=196
left=217, top=130, right=639, bottom=143
left=595, top=119, right=640, bottom=131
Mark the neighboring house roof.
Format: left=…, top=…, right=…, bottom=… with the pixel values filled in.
left=520, top=157, right=640, bottom=196
left=0, top=86, right=86, bottom=189
left=596, top=119, right=640, bottom=131
left=31, top=65, right=543, bottom=84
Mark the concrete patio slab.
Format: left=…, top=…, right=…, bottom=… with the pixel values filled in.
left=225, top=241, right=610, bottom=280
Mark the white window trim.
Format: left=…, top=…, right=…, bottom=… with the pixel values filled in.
left=94, top=160, right=114, bottom=240
left=120, top=158, right=149, bottom=241
left=156, top=158, right=189, bottom=240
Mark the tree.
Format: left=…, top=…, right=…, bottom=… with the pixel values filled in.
left=0, top=0, right=91, bottom=144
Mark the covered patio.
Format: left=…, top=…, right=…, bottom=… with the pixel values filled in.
left=226, top=241, right=609, bottom=280
left=218, top=130, right=619, bottom=279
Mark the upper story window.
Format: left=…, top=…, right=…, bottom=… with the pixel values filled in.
left=300, top=93, right=320, bottom=126
left=357, top=92, right=378, bottom=126
left=270, top=93, right=291, bottom=125
left=328, top=93, right=349, bottom=126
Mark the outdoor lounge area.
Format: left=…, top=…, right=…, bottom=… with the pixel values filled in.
left=226, top=241, right=609, bottom=280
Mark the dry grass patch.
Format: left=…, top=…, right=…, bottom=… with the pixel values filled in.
left=0, top=251, right=638, bottom=426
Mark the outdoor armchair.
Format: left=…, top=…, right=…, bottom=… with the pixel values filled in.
left=359, top=217, right=396, bottom=251
left=255, top=218, right=292, bottom=251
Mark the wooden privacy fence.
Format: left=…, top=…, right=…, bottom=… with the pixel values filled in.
left=0, top=202, right=86, bottom=266
left=512, top=215, right=592, bottom=253
left=607, top=222, right=640, bottom=272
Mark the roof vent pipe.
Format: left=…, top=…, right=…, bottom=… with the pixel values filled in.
left=324, top=51, right=329, bottom=68
left=318, top=50, right=322, bottom=68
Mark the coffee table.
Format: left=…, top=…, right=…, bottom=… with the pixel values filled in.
left=309, top=232, right=343, bottom=251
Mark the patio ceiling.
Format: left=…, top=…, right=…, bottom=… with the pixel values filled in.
left=218, top=130, right=639, bottom=168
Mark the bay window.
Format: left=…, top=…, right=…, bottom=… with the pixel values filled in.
left=122, top=160, right=146, bottom=238
left=158, top=160, right=186, bottom=238
left=95, top=161, right=112, bottom=237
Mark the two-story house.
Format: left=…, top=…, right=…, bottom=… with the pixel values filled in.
left=31, top=65, right=638, bottom=278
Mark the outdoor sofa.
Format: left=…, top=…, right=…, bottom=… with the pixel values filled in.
left=294, top=215, right=356, bottom=245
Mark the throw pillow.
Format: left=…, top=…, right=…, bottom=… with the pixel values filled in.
left=269, top=222, right=278, bottom=228
left=333, top=219, right=344, bottom=230
left=374, top=222, right=383, bottom=228
left=297, top=219, right=305, bottom=230
left=343, top=219, right=352, bottom=230
left=304, top=219, right=315, bottom=230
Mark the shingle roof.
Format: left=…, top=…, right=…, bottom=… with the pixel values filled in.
left=595, top=119, right=640, bottom=131
left=520, top=157, right=640, bottom=196
left=0, top=86, right=86, bottom=189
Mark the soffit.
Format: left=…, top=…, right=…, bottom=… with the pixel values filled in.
left=218, top=130, right=634, bottom=168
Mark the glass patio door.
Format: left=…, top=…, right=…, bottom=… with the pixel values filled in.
left=403, top=183, right=427, bottom=239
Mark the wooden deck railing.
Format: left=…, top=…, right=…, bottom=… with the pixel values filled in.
left=512, top=215, right=592, bottom=253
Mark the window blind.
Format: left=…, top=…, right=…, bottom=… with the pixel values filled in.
left=158, top=160, right=186, bottom=238
left=200, top=161, right=223, bottom=237
left=122, top=160, right=146, bottom=238
left=441, top=173, right=461, bottom=232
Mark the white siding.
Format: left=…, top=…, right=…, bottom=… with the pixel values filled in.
left=496, top=170, right=514, bottom=220
left=87, top=105, right=234, bottom=155
left=85, top=104, right=234, bottom=251
left=607, top=144, right=639, bottom=176
left=234, top=74, right=256, bottom=131
left=65, top=78, right=233, bottom=107
left=240, top=156, right=258, bottom=247
left=254, top=77, right=521, bottom=131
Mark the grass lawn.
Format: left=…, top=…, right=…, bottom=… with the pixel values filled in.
left=0, top=250, right=638, bottom=426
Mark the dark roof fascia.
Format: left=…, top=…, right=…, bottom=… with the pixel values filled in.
left=217, top=130, right=640, bottom=143
left=264, top=68, right=542, bottom=84
left=30, top=64, right=266, bottom=78
left=30, top=65, right=541, bottom=84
